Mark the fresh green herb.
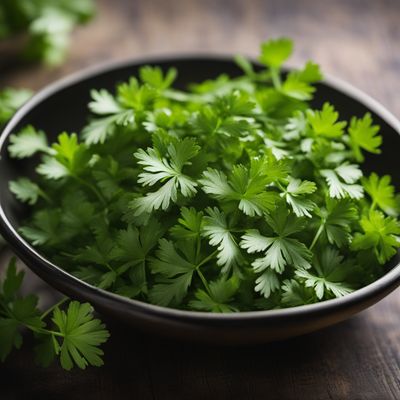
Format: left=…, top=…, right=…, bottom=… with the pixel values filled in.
left=0, top=258, right=109, bottom=369
left=7, top=38, right=400, bottom=313
left=0, top=87, right=33, bottom=250
left=0, top=0, right=95, bottom=65
left=0, top=88, right=32, bottom=126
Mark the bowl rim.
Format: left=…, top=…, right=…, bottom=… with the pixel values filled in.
left=0, top=54, right=399, bottom=322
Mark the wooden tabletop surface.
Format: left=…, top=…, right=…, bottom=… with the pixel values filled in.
left=1, top=0, right=399, bottom=399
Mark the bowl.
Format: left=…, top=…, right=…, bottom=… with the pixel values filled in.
left=0, top=56, right=399, bottom=344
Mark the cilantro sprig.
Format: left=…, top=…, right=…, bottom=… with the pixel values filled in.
left=6, top=38, right=400, bottom=314
left=0, top=258, right=109, bottom=370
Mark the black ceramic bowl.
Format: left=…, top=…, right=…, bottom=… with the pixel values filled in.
left=1, top=57, right=399, bottom=344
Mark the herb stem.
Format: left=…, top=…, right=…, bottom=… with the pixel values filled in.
left=270, top=67, right=282, bottom=89
left=196, top=250, right=218, bottom=269
left=310, top=223, right=324, bottom=250
left=38, top=189, right=53, bottom=204
left=196, top=268, right=212, bottom=295
left=40, top=297, right=69, bottom=320
left=72, top=175, right=107, bottom=207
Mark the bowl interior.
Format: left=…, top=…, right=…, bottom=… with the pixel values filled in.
left=0, top=57, right=399, bottom=300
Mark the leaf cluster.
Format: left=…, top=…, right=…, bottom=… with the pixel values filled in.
left=7, top=38, right=400, bottom=313
left=0, top=258, right=109, bottom=370
left=0, top=0, right=95, bottom=65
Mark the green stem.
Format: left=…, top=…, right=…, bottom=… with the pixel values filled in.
left=195, top=250, right=218, bottom=296
left=270, top=67, right=282, bottom=89
left=38, top=189, right=53, bottom=204
left=196, top=268, right=211, bottom=295
left=40, top=297, right=69, bottom=320
left=25, top=323, right=63, bottom=337
left=310, top=223, right=324, bottom=250
left=276, top=181, right=286, bottom=192
left=370, top=200, right=377, bottom=212
left=72, top=175, right=107, bottom=207
left=196, top=250, right=218, bottom=269
left=195, top=236, right=201, bottom=265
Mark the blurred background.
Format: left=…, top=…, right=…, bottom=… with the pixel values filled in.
left=1, top=0, right=400, bottom=115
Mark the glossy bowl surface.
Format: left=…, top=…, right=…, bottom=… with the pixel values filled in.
left=0, top=57, right=399, bottom=343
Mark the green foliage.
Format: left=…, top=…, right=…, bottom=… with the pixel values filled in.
left=0, top=88, right=32, bottom=126
left=7, top=38, right=399, bottom=314
left=352, top=210, right=400, bottom=264
left=0, top=0, right=95, bottom=65
left=0, top=258, right=109, bottom=369
left=296, top=248, right=355, bottom=299
left=348, top=113, right=381, bottom=161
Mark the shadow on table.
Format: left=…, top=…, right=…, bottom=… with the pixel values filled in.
left=1, top=309, right=391, bottom=400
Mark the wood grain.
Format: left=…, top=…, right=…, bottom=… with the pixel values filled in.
left=0, top=0, right=399, bottom=399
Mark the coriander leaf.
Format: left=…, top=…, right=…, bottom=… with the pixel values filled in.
left=1, top=258, right=23, bottom=301
left=281, top=279, right=314, bottom=307
left=88, top=89, right=122, bottom=115
left=284, top=111, right=307, bottom=140
left=170, top=207, right=204, bottom=241
left=189, top=276, right=239, bottom=312
left=149, top=239, right=197, bottom=306
left=320, top=164, right=364, bottom=199
left=83, top=88, right=135, bottom=144
left=139, top=66, right=177, bottom=90
left=111, top=220, right=163, bottom=294
left=36, top=156, right=69, bottom=179
left=199, top=157, right=280, bottom=217
left=131, top=138, right=199, bottom=215
left=348, top=113, right=381, bottom=161
left=52, top=132, right=90, bottom=175
left=9, top=178, right=42, bottom=205
left=296, top=247, right=354, bottom=299
left=213, top=90, right=256, bottom=118
left=0, top=293, right=44, bottom=362
left=363, top=173, right=399, bottom=216
left=8, top=125, right=49, bottom=159
left=352, top=210, right=400, bottom=264
left=282, top=75, right=315, bottom=101
left=335, top=163, right=363, bottom=184
left=11, top=295, right=44, bottom=329
left=19, top=210, right=61, bottom=246
left=117, top=77, right=158, bottom=111
left=202, top=207, right=243, bottom=272
left=149, top=274, right=193, bottom=307
left=307, top=103, right=347, bottom=138
left=82, top=115, right=119, bottom=145
left=294, top=61, right=323, bottom=83
left=0, top=88, right=32, bottom=125
left=255, top=269, right=280, bottom=298
left=281, top=63, right=322, bottom=101
left=281, top=177, right=317, bottom=218
left=52, top=301, right=109, bottom=370
left=112, top=219, right=163, bottom=263
left=75, top=234, right=115, bottom=272
left=60, top=192, right=95, bottom=238
left=316, top=198, right=358, bottom=247
left=259, top=38, right=293, bottom=68
left=241, top=210, right=312, bottom=274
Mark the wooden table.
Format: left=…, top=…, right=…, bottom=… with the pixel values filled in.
left=1, top=0, right=399, bottom=398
